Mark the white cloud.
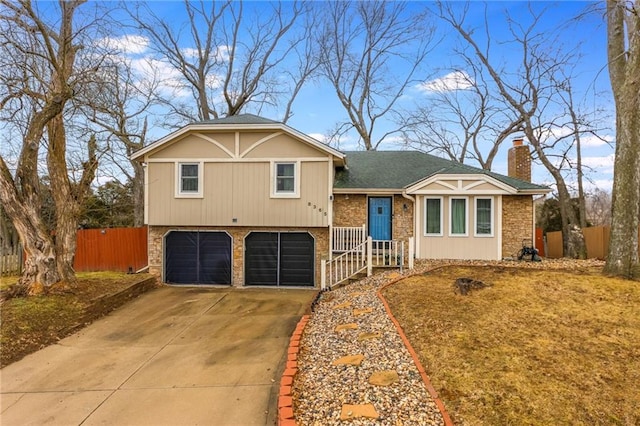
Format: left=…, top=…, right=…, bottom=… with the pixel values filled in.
left=181, top=45, right=230, bottom=62
left=584, top=179, right=613, bottom=192
left=539, top=126, right=613, bottom=148
left=581, top=134, right=613, bottom=148
left=130, top=57, right=191, bottom=98
left=308, top=133, right=327, bottom=143
left=580, top=154, right=615, bottom=171
left=100, top=35, right=149, bottom=55
left=417, top=71, right=474, bottom=93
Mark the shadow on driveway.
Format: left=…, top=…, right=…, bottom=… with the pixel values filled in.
left=1, top=286, right=316, bottom=426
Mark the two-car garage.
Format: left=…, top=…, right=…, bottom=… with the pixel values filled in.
left=164, top=230, right=314, bottom=287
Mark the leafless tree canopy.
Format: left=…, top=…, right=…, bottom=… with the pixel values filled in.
left=317, top=1, right=437, bottom=150
left=437, top=2, right=601, bottom=258
left=130, top=0, right=311, bottom=125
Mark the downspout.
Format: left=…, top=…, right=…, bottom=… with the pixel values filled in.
left=402, top=192, right=417, bottom=260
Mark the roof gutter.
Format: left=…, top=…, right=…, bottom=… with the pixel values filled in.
left=332, top=188, right=404, bottom=194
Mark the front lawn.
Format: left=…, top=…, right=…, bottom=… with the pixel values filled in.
left=1, top=272, right=154, bottom=367
left=382, top=266, right=640, bottom=425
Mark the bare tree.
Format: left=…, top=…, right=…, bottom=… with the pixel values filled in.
left=0, top=0, right=101, bottom=294
left=131, top=0, right=310, bottom=124
left=317, top=1, right=437, bottom=150
left=400, top=63, right=523, bottom=169
left=82, top=59, right=158, bottom=227
left=440, top=2, right=588, bottom=258
left=604, top=0, right=640, bottom=279
left=586, top=188, right=612, bottom=226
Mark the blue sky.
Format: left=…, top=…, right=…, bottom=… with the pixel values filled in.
left=28, top=1, right=616, bottom=194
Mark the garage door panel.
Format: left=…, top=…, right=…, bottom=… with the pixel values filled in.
left=246, top=232, right=314, bottom=287
left=165, top=231, right=231, bottom=285
left=165, top=232, right=199, bottom=284
left=245, top=233, right=278, bottom=286
left=280, top=233, right=314, bottom=287
left=199, top=233, right=232, bottom=284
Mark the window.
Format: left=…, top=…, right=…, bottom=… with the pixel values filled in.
left=450, top=197, right=468, bottom=236
left=272, top=162, right=299, bottom=197
left=475, top=198, right=493, bottom=236
left=176, top=162, right=202, bottom=197
left=424, top=197, right=443, bottom=236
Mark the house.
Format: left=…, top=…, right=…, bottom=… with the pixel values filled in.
left=131, top=114, right=550, bottom=288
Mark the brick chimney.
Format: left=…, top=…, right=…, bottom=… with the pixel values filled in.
left=508, top=138, right=531, bottom=182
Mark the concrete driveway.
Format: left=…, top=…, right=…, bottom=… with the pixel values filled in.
left=0, top=286, right=316, bottom=426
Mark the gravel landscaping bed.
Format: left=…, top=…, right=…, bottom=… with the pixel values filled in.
left=292, top=258, right=605, bottom=425
left=293, top=270, right=443, bottom=425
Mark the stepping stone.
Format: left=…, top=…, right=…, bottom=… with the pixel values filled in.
left=331, top=354, right=365, bottom=366
left=340, top=404, right=379, bottom=420
left=353, top=307, right=373, bottom=316
left=368, top=370, right=400, bottom=386
left=388, top=272, right=401, bottom=280
left=334, top=323, right=358, bottom=332
left=357, top=331, right=381, bottom=341
left=349, top=291, right=365, bottom=297
left=333, top=301, right=352, bottom=309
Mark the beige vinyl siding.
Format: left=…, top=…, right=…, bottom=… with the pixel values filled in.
left=151, top=134, right=231, bottom=159
left=239, top=132, right=280, bottom=154
left=244, top=133, right=327, bottom=158
left=417, top=195, right=500, bottom=260
left=411, top=178, right=507, bottom=193
left=419, top=182, right=452, bottom=191
left=147, top=161, right=329, bottom=227
left=145, top=129, right=333, bottom=227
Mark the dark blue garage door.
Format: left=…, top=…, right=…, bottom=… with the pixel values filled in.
left=165, top=231, right=231, bottom=284
left=245, top=232, right=314, bottom=287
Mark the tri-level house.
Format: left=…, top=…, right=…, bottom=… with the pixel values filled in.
left=131, top=114, right=550, bottom=288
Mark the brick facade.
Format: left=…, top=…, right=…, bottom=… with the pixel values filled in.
left=501, top=195, right=534, bottom=258
left=332, top=194, right=414, bottom=244
left=508, top=140, right=532, bottom=182
left=149, top=225, right=329, bottom=287
left=333, top=194, right=368, bottom=227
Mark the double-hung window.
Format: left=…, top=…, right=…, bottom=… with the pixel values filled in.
left=176, top=162, right=202, bottom=197
left=424, top=197, right=443, bottom=236
left=272, top=162, right=299, bottom=197
left=450, top=197, right=468, bottom=236
left=475, top=197, right=493, bottom=236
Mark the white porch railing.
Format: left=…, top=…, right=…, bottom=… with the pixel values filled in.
left=332, top=225, right=366, bottom=253
left=322, top=237, right=372, bottom=290
left=371, top=240, right=404, bottom=269
left=322, top=237, right=415, bottom=289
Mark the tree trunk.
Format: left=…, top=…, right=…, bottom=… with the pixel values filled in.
left=132, top=162, right=145, bottom=227
left=0, top=160, right=60, bottom=294
left=604, top=0, right=640, bottom=279
left=526, top=128, right=586, bottom=259
left=605, top=113, right=640, bottom=278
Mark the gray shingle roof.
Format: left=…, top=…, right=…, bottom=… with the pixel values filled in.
left=334, top=151, right=549, bottom=192
left=198, top=113, right=281, bottom=125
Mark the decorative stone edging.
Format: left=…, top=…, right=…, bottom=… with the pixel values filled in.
left=377, top=273, right=455, bottom=426
left=278, top=314, right=309, bottom=426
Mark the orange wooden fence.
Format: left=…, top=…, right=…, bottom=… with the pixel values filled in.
left=74, top=226, right=148, bottom=272
left=545, top=226, right=640, bottom=260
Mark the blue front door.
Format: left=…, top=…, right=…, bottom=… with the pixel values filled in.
left=368, top=197, right=392, bottom=240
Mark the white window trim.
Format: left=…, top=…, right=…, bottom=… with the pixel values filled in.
left=175, top=161, right=203, bottom=198
left=424, top=196, right=443, bottom=237
left=271, top=161, right=300, bottom=198
left=474, top=197, right=494, bottom=237
left=449, top=196, right=468, bottom=237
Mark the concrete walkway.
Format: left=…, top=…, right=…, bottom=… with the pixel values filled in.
left=0, top=286, right=316, bottom=426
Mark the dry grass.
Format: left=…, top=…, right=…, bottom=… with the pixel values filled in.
left=1, top=272, right=152, bottom=367
left=382, top=266, right=640, bottom=426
